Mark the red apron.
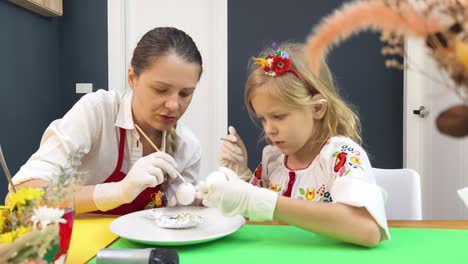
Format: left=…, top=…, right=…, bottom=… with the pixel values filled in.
left=94, top=128, right=164, bottom=215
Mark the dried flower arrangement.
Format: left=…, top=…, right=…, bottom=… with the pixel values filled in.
left=306, top=0, right=468, bottom=136
left=0, top=147, right=84, bottom=264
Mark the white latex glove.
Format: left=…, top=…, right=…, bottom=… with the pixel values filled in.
left=219, top=126, right=252, bottom=180
left=196, top=167, right=241, bottom=205
left=200, top=167, right=278, bottom=221
left=93, top=152, right=178, bottom=211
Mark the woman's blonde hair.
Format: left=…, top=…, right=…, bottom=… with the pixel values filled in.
left=165, top=127, right=177, bottom=156
left=245, top=42, right=362, bottom=145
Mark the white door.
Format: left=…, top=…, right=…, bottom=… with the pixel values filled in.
left=107, top=0, right=228, bottom=179
left=405, top=38, right=468, bottom=219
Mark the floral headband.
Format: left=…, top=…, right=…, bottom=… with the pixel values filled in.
left=252, top=42, right=318, bottom=95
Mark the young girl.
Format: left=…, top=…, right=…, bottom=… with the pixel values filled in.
left=204, top=42, right=389, bottom=247
left=9, top=27, right=203, bottom=215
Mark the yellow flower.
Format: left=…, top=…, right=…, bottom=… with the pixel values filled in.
left=0, top=226, right=31, bottom=244
left=0, top=215, right=4, bottom=234
left=0, top=231, right=15, bottom=244
left=16, top=225, right=30, bottom=237
left=6, top=187, right=44, bottom=212
left=253, top=57, right=269, bottom=68
left=0, top=206, right=11, bottom=234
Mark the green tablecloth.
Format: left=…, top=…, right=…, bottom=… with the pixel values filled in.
left=88, top=225, right=468, bottom=263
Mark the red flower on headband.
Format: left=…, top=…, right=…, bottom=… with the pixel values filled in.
left=271, top=56, right=291, bottom=76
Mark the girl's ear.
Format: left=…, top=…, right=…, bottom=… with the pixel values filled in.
left=128, top=66, right=136, bottom=90
left=311, top=94, right=327, bottom=120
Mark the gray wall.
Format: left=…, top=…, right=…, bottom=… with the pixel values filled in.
left=228, top=0, right=403, bottom=170
left=59, top=0, right=108, bottom=114
left=0, top=1, right=61, bottom=199
left=0, top=0, right=107, bottom=199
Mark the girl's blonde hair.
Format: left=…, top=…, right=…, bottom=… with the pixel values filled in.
left=245, top=42, right=362, bottom=145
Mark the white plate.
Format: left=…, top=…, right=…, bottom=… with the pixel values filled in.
left=110, top=206, right=245, bottom=245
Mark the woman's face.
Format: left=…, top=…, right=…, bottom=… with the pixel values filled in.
left=129, top=53, right=201, bottom=132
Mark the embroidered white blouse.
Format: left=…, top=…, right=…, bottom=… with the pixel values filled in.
left=251, top=136, right=390, bottom=241
left=12, top=89, right=202, bottom=199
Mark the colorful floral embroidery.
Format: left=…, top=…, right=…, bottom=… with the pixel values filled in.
left=323, top=191, right=333, bottom=203
left=252, top=177, right=259, bottom=186
left=252, top=163, right=263, bottom=187
left=333, top=152, right=347, bottom=173
left=317, top=184, right=326, bottom=196
left=298, top=184, right=332, bottom=202
left=350, top=156, right=362, bottom=165
left=299, top=187, right=316, bottom=200
left=337, top=165, right=346, bottom=177
left=151, top=191, right=167, bottom=208
left=332, top=144, right=365, bottom=177
left=269, top=184, right=282, bottom=193
left=305, top=188, right=315, bottom=200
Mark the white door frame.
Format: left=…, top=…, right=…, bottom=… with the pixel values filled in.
left=403, top=38, right=425, bottom=172
left=404, top=38, right=430, bottom=217
left=107, top=0, right=128, bottom=92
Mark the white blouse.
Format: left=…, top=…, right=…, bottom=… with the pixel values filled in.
left=251, top=136, right=390, bottom=241
left=12, top=89, right=202, bottom=198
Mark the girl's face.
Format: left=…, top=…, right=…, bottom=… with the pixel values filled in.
left=128, top=53, right=201, bottom=132
left=251, top=86, right=324, bottom=157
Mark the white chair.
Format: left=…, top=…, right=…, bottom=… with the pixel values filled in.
left=372, top=168, right=422, bottom=220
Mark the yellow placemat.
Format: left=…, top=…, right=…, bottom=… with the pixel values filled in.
left=66, top=214, right=118, bottom=264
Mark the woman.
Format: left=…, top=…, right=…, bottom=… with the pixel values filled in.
left=10, top=27, right=203, bottom=215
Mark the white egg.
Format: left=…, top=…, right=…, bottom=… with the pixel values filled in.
left=175, top=182, right=196, bottom=205
left=205, top=171, right=228, bottom=185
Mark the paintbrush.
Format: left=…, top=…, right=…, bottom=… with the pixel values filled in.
left=0, top=145, right=16, bottom=193
left=134, top=124, right=186, bottom=183
left=219, top=138, right=240, bottom=175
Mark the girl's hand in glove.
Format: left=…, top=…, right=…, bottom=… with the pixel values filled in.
left=197, top=167, right=278, bottom=221
left=219, top=126, right=252, bottom=180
